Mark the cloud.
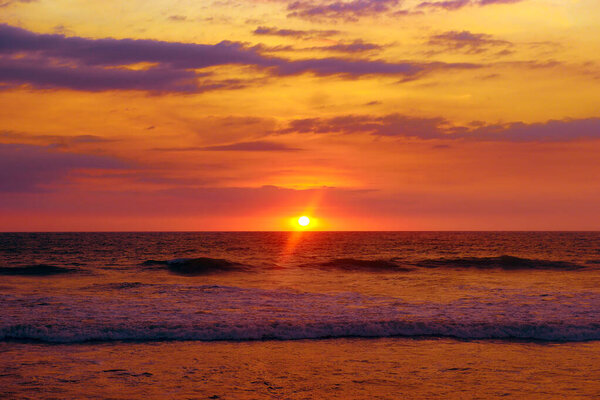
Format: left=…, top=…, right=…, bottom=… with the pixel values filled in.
left=417, top=0, right=469, bottom=10
left=286, top=0, right=401, bottom=21
left=0, top=131, right=116, bottom=150
left=0, top=25, right=267, bottom=69
left=313, top=39, right=383, bottom=53
left=417, top=0, right=524, bottom=11
left=280, top=114, right=448, bottom=137
left=478, top=0, right=523, bottom=5
left=0, top=57, right=201, bottom=92
left=154, top=141, right=301, bottom=152
left=265, top=0, right=524, bottom=19
left=257, top=39, right=384, bottom=54
left=427, top=30, right=512, bottom=54
left=417, top=0, right=523, bottom=10
left=467, top=118, right=600, bottom=142
left=0, top=24, right=479, bottom=92
left=0, top=143, right=125, bottom=192
left=0, top=0, right=36, bottom=7
left=272, top=58, right=479, bottom=77
left=0, top=131, right=114, bottom=147
left=253, top=26, right=340, bottom=39
left=280, top=114, right=600, bottom=142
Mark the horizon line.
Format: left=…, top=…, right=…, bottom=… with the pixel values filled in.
left=1, top=230, right=599, bottom=233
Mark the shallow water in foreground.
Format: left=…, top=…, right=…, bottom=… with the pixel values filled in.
left=2, top=338, right=600, bottom=399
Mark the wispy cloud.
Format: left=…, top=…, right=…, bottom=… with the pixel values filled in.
left=465, top=118, right=600, bottom=142
left=0, top=131, right=115, bottom=148
left=427, top=30, right=513, bottom=54
left=417, top=0, right=469, bottom=10
left=154, top=141, right=301, bottom=152
left=287, top=0, right=401, bottom=21
left=312, top=39, right=383, bottom=53
left=271, top=58, right=478, bottom=77
left=253, top=26, right=340, bottom=39
left=167, top=15, right=187, bottom=22
left=280, top=114, right=448, bottom=137
left=417, top=0, right=524, bottom=11
left=256, top=39, right=384, bottom=54
left=0, top=0, right=36, bottom=7
left=281, top=114, right=600, bottom=142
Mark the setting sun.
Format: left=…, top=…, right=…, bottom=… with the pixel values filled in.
left=298, top=216, right=310, bottom=227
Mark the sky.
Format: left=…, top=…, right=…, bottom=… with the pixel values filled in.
left=1, top=0, right=599, bottom=231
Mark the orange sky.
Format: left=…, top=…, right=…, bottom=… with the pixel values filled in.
left=1, top=0, right=599, bottom=230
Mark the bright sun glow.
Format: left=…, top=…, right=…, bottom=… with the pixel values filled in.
left=298, top=216, right=310, bottom=227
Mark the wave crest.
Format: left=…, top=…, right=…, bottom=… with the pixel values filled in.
left=317, top=258, right=412, bottom=272
left=2, top=285, right=600, bottom=343
left=414, top=255, right=583, bottom=270
left=0, top=264, right=78, bottom=276
left=2, top=321, right=599, bottom=343
left=142, top=257, right=248, bottom=275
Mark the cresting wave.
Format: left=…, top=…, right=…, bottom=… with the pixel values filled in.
left=140, top=255, right=587, bottom=274
left=2, top=285, right=599, bottom=343
left=316, top=258, right=413, bottom=272
left=0, top=255, right=587, bottom=277
left=318, top=256, right=585, bottom=271
left=0, top=264, right=79, bottom=276
left=412, top=255, right=585, bottom=270
left=141, top=257, right=249, bottom=275
left=2, top=321, right=600, bottom=343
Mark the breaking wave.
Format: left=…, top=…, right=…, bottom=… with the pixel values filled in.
left=2, top=321, right=599, bottom=343
left=139, top=255, right=586, bottom=274
left=413, top=255, right=584, bottom=270
left=2, top=285, right=599, bottom=343
left=0, top=264, right=79, bottom=276
left=85, top=282, right=148, bottom=290
left=316, top=258, right=412, bottom=272
left=141, top=257, right=249, bottom=275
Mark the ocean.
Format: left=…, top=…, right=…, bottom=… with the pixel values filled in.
left=1, top=232, right=600, bottom=398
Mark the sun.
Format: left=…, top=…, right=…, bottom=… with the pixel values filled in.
left=298, top=216, right=310, bottom=227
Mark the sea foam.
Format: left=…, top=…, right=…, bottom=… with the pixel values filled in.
left=1, top=285, right=599, bottom=343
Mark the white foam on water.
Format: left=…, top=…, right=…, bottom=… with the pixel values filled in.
left=1, top=284, right=599, bottom=342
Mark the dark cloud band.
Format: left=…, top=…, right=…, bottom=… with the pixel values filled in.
left=0, top=24, right=479, bottom=93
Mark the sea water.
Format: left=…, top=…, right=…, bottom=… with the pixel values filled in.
left=1, top=232, right=600, bottom=398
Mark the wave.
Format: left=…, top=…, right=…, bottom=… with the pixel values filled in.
left=86, top=282, right=148, bottom=290
left=413, top=255, right=584, bottom=270
left=2, top=321, right=599, bottom=343
left=141, top=257, right=249, bottom=275
left=316, top=258, right=412, bottom=272
left=2, top=284, right=599, bottom=343
left=141, top=255, right=586, bottom=274
left=0, top=264, right=78, bottom=276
